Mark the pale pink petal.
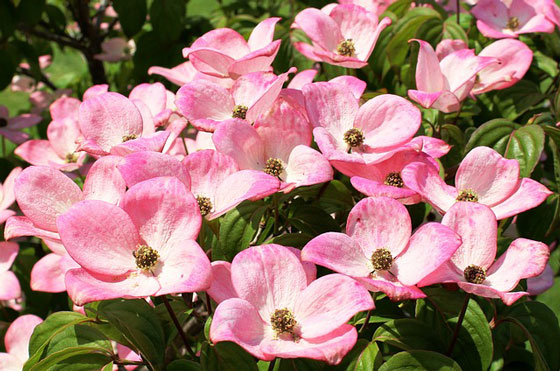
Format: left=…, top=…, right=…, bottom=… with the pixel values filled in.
left=212, top=120, right=265, bottom=170
left=210, top=298, right=270, bottom=360
left=354, top=94, right=421, bottom=151
left=440, top=49, right=497, bottom=94
left=329, top=76, right=366, bottom=100
left=355, top=275, right=427, bottom=300
left=262, top=324, right=358, bottom=365
left=0, top=271, right=20, bottom=301
left=471, top=0, right=511, bottom=38
left=57, top=200, right=140, bottom=275
left=14, top=140, right=65, bottom=167
left=284, top=246, right=317, bottom=285
left=117, top=151, right=190, bottom=189
left=30, top=253, right=79, bottom=293
left=7, top=114, right=42, bottom=129
left=287, top=69, right=318, bottom=89
left=346, top=197, right=412, bottom=257
left=148, top=61, right=197, bottom=86
left=83, top=84, right=109, bottom=101
left=15, top=166, right=83, bottom=231
left=0, top=210, right=15, bottom=225
left=65, top=268, right=160, bottom=306
left=129, top=83, right=167, bottom=119
left=109, top=131, right=170, bottom=156
left=293, top=8, right=343, bottom=52
left=491, top=177, right=552, bottom=220
left=155, top=239, right=212, bottom=295
left=5, top=314, right=43, bottom=360
left=417, top=261, right=464, bottom=287
left=78, top=92, right=143, bottom=153
left=121, top=177, right=201, bottom=253
left=435, top=39, right=468, bottom=60
left=350, top=177, right=419, bottom=203
left=392, top=223, right=462, bottom=286
left=455, top=146, right=520, bottom=206
left=295, top=274, right=373, bottom=338
left=0, top=353, right=21, bottom=370
left=401, top=162, right=458, bottom=213
left=4, top=216, right=61, bottom=241
left=242, top=69, right=295, bottom=123
left=411, top=39, right=445, bottom=92
left=0, top=167, right=22, bottom=210
left=284, top=145, right=333, bottom=189
left=132, top=99, right=155, bottom=137
left=83, top=156, right=126, bottom=204
left=486, top=238, right=549, bottom=291
left=248, top=17, right=281, bottom=51
left=405, top=136, right=451, bottom=158
left=231, top=244, right=307, bottom=320
left=442, top=202, right=497, bottom=270
left=47, top=118, right=82, bottom=159
left=458, top=282, right=528, bottom=305
left=0, top=241, right=19, bottom=271
left=302, top=232, right=371, bottom=277
left=207, top=261, right=237, bottom=303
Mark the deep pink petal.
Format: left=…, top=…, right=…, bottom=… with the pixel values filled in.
left=57, top=200, right=140, bottom=275
left=435, top=39, right=468, bottom=60
left=411, top=39, right=445, bottom=92
left=355, top=275, right=426, bottom=300
left=293, top=8, right=343, bottom=51
left=0, top=271, right=20, bottom=301
left=109, top=131, right=170, bottom=156
left=0, top=241, right=19, bottom=272
left=4, top=216, right=61, bottom=241
left=148, top=61, right=197, bottom=86
left=287, top=69, right=318, bottom=89
left=490, top=178, right=552, bottom=219
left=207, top=261, right=237, bottom=303
left=212, top=120, right=265, bottom=170
left=350, top=177, right=419, bottom=204
left=30, top=253, right=79, bottom=293
left=458, top=282, right=528, bottom=305
left=248, top=17, right=281, bottom=51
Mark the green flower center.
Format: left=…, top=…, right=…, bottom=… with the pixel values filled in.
left=343, top=128, right=364, bottom=148
left=133, top=245, right=159, bottom=271
left=65, top=153, right=78, bottom=163
left=232, top=105, right=248, bottom=119
left=384, top=172, right=404, bottom=188
left=196, top=195, right=213, bottom=217
left=337, top=39, right=356, bottom=57
left=122, top=134, right=138, bottom=142
left=463, top=264, right=486, bottom=284
left=371, top=248, right=393, bottom=272
left=456, top=189, right=479, bottom=202
left=264, top=158, right=284, bottom=178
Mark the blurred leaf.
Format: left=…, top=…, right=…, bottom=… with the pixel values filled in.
left=44, top=4, right=66, bottom=32
left=0, top=0, right=16, bottom=39
left=373, top=318, right=444, bottom=352
left=150, top=0, right=186, bottom=41
left=17, top=0, right=46, bottom=26
left=443, top=17, right=468, bottom=42
left=200, top=341, right=258, bottom=371
left=0, top=49, right=16, bottom=90
left=215, top=200, right=267, bottom=261
left=168, top=359, right=202, bottom=370
left=276, top=358, right=326, bottom=370
left=267, top=233, right=313, bottom=248
left=378, top=350, right=462, bottom=370
left=504, top=125, right=545, bottom=177
left=533, top=51, right=559, bottom=77
left=537, top=277, right=560, bottom=323
left=287, top=200, right=339, bottom=235
left=334, top=339, right=382, bottom=371
left=113, top=0, right=147, bottom=38
left=516, top=194, right=559, bottom=243
left=97, top=299, right=165, bottom=370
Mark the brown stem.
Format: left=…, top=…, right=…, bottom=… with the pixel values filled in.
left=162, top=296, right=197, bottom=359
left=446, top=293, right=470, bottom=356
left=16, top=66, right=57, bottom=90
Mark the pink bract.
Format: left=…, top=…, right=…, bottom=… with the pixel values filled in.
left=472, top=0, right=555, bottom=39
left=210, top=244, right=374, bottom=364
left=183, top=149, right=280, bottom=219
left=0, top=167, right=21, bottom=225
left=407, top=40, right=498, bottom=113
left=183, top=18, right=282, bottom=78
left=292, top=4, right=391, bottom=68
left=419, top=202, right=549, bottom=305
left=0, top=242, right=21, bottom=301
left=401, top=146, right=552, bottom=219
left=57, top=176, right=212, bottom=305
left=0, top=314, right=43, bottom=370
left=302, top=197, right=462, bottom=301
left=0, top=106, right=42, bottom=144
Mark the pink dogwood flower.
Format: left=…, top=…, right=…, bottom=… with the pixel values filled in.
left=183, top=150, right=280, bottom=219
left=0, top=242, right=20, bottom=302
left=58, top=176, right=212, bottom=305
left=338, top=0, right=396, bottom=15
left=148, top=61, right=234, bottom=88
left=210, top=244, right=374, bottom=364
left=292, top=4, right=391, bottom=68
left=95, top=37, right=135, bottom=62
left=0, top=315, right=43, bottom=370
left=402, top=146, right=552, bottom=219
left=419, top=202, right=549, bottom=305
left=0, top=167, right=21, bottom=225
left=303, top=82, right=422, bottom=174
left=129, top=82, right=174, bottom=129
left=472, top=0, right=555, bottom=39
left=302, top=197, right=461, bottom=301
left=212, top=97, right=333, bottom=192
left=350, top=149, right=440, bottom=204
left=183, top=18, right=281, bottom=78
left=77, top=92, right=170, bottom=156
left=175, top=69, right=294, bottom=132
left=408, top=40, right=497, bottom=113
left=0, top=106, right=42, bottom=144
left=15, top=117, right=86, bottom=172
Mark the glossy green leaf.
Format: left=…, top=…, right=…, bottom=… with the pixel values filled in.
left=494, top=80, right=546, bottom=119
left=113, top=0, right=147, bottom=37
left=168, top=359, right=202, bottom=371
left=504, top=125, right=545, bottom=177
left=373, top=318, right=444, bottom=352
left=465, top=119, right=520, bottom=153
left=334, top=339, right=382, bottom=371
left=200, top=341, right=258, bottom=371
left=378, top=350, right=462, bottom=370
left=150, top=0, right=187, bottom=41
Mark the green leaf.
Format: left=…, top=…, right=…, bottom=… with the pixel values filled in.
left=373, top=318, right=444, bottom=352
left=494, top=80, right=546, bottom=119
left=200, top=341, right=258, bottom=371
left=276, top=358, right=326, bottom=370
left=533, top=51, right=559, bottom=77
left=288, top=202, right=339, bottom=235
left=0, top=49, right=16, bottom=90
left=215, top=200, right=268, bottom=261
left=33, top=353, right=115, bottom=371
left=516, top=194, right=559, bottom=243
left=267, top=233, right=313, bottom=248
left=378, top=350, right=462, bottom=370
left=386, top=8, right=441, bottom=68
left=537, top=277, right=560, bottom=323
left=17, top=0, right=46, bottom=26
left=150, top=0, right=186, bottom=41
left=45, top=4, right=66, bottom=32
left=25, top=312, right=95, bottom=370
left=504, top=125, right=545, bottom=177
left=334, top=340, right=382, bottom=371
left=465, top=118, right=520, bottom=153
left=503, top=301, right=560, bottom=371
left=113, top=0, right=147, bottom=37
left=442, top=17, right=468, bottom=42
left=97, top=299, right=166, bottom=370
left=384, top=0, right=413, bottom=18
left=0, top=0, right=17, bottom=39
left=168, top=359, right=201, bottom=371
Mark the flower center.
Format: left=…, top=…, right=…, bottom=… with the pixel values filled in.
left=65, top=153, right=78, bottom=163
left=463, top=264, right=486, bottom=284
left=0, top=118, right=7, bottom=128
left=337, top=39, right=356, bottom=57
left=371, top=248, right=393, bottom=272
left=343, top=128, right=364, bottom=148
left=264, top=158, right=284, bottom=177
left=133, top=245, right=159, bottom=271
left=506, top=16, right=519, bottom=30
left=384, top=172, right=404, bottom=188
left=456, top=189, right=478, bottom=202
left=232, top=105, right=248, bottom=120
left=122, top=134, right=138, bottom=142
left=270, top=308, right=297, bottom=336
left=196, top=195, right=212, bottom=217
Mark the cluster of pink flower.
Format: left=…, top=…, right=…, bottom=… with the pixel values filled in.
left=1, top=0, right=559, bottom=366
